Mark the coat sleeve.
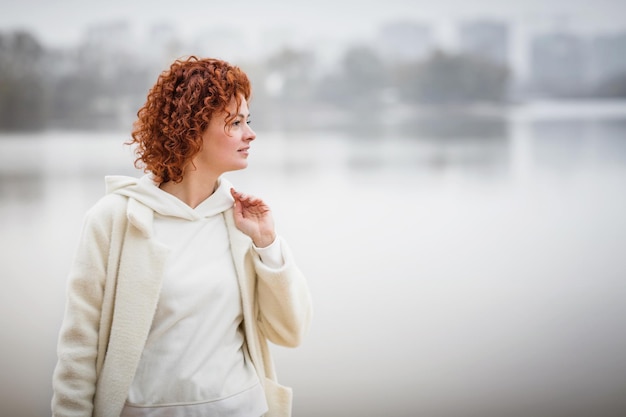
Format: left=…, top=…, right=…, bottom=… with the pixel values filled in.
left=252, top=238, right=313, bottom=348
left=51, top=200, right=115, bottom=417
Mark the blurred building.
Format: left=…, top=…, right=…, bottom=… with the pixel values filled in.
left=529, top=31, right=589, bottom=97
left=457, top=19, right=510, bottom=67
left=80, top=21, right=137, bottom=64
left=375, top=20, right=435, bottom=63
left=191, top=26, right=252, bottom=63
left=588, top=31, right=626, bottom=86
left=141, top=23, right=185, bottom=69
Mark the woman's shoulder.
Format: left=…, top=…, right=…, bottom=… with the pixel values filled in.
left=83, top=193, right=129, bottom=226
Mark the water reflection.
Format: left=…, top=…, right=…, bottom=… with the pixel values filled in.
left=336, top=107, right=513, bottom=180
left=531, top=118, right=626, bottom=172
left=400, top=110, right=509, bottom=139
left=249, top=110, right=514, bottom=181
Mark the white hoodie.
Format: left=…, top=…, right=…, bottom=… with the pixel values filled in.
left=106, top=174, right=282, bottom=417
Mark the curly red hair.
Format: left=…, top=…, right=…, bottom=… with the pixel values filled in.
left=128, top=56, right=252, bottom=183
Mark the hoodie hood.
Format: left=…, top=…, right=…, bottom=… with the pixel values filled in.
left=106, top=174, right=235, bottom=222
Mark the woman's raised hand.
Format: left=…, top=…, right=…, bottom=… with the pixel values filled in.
left=230, top=188, right=276, bottom=248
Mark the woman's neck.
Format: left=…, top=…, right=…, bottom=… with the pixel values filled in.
left=159, top=168, right=220, bottom=209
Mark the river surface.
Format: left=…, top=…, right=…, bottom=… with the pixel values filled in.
left=1, top=100, right=626, bottom=416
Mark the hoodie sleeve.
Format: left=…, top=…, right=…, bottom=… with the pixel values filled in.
left=252, top=240, right=313, bottom=348
left=252, top=237, right=284, bottom=269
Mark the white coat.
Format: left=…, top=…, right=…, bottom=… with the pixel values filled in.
left=51, top=189, right=312, bottom=417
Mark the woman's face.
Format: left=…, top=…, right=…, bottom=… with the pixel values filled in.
left=195, top=95, right=256, bottom=175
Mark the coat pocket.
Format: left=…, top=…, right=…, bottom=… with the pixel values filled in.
left=263, top=377, right=293, bottom=417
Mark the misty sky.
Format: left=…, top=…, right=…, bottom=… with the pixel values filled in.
left=2, top=0, right=626, bottom=48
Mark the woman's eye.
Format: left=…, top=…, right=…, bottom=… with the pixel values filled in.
left=246, top=120, right=252, bottom=125
left=232, top=120, right=241, bottom=126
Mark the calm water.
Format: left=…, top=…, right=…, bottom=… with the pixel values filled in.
left=2, top=101, right=626, bottom=416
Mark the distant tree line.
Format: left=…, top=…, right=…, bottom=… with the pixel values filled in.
left=2, top=29, right=624, bottom=132
left=0, top=30, right=516, bottom=132
left=0, top=30, right=155, bottom=131
left=0, top=31, right=46, bottom=130
left=251, top=45, right=512, bottom=130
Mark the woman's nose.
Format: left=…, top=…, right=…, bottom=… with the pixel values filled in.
left=245, top=124, right=256, bottom=141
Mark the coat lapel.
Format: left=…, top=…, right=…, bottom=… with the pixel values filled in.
left=223, top=208, right=265, bottom=378
left=94, top=198, right=169, bottom=416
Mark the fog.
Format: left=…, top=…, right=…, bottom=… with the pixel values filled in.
left=2, top=1, right=626, bottom=416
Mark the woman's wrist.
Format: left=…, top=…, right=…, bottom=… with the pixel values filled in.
left=252, top=232, right=276, bottom=248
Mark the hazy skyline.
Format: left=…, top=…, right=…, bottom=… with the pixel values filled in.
left=2, top=0, right=626, bottom=48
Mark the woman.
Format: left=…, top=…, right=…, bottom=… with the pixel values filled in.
left=51, top=56, right=312, bottom=417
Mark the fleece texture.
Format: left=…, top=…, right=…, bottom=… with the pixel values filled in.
left=51, top=176, right=312, bottom=417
